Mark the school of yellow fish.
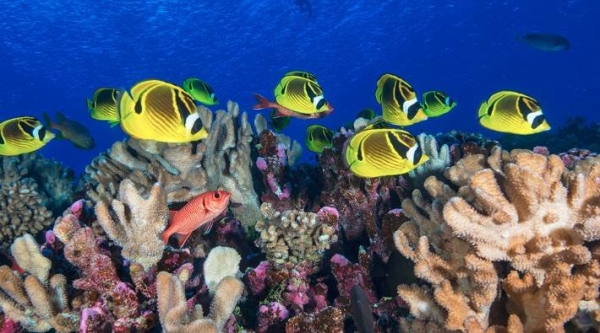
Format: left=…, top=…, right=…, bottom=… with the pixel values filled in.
left=0, top=71, right=551, bottom=179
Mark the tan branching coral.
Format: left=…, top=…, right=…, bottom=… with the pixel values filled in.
left=10, top=234, right=51, bottom=284
left=394, top=147, right=600, bottom=331
left=95, top=179, right=168, bottom=270
left=0, top=235, right=79, bottom=332
left=254, top=202, right=338, bottom=269
left=84, top=101, right=261, bottom=229
left=157, top=271, right=244, bottom=333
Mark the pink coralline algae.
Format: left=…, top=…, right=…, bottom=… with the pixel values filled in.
left=257, top=301, right=289, bottom=332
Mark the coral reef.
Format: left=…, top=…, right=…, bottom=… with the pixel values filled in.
left=0, top=154, right=74, bottom=246
left=394, top=147, right=600, bottom=331
left=83, top=101, right=261, bottom=229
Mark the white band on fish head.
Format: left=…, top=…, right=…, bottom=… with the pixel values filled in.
left=32, top=125, right=44, bottom=140
left=526, top=110, right=544, bottom=127
left=403, top=98, right=418, bottom=114
left=406, top=143, right=419, bottom=164
left=184, top=112, right=201, bottom=134
left=312, top=95, right=325, bottom=109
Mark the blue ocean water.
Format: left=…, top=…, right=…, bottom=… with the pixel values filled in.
left=0, top=0, right=598, bottom=175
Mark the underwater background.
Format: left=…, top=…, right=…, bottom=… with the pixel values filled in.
left=0, top=0, right=598, bottom=174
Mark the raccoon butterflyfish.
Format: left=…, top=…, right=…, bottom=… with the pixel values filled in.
left=375, top=73, right=427, bottom=126
left=517, top=33, right=570, bottom=51
left=343, top=128, right=428, bottom=178
left=274, top=75, right=333, bottom=115
left=478, top=90, right=551, bottom=135
left=118, top=79, right=208, bottom=143
left=305, top=125, right=335, bottom=153
left=182, top=78, right=218, bottom=106
left=422, top=91, right=457, bottom=117
left=268, top=109, right=291, bottom=132
left=43, top=111, right=95, bottom=150
left=87, top=88, right=120, bottom=127
left=283, top=70, right=318, bottom=83
left=0, top=116, right=55, bottom=156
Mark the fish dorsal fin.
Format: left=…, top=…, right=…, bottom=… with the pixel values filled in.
left=56, top=112, right=67, bottom=124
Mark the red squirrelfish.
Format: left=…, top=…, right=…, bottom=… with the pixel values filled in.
left=162, top=190, right=231, bottom=247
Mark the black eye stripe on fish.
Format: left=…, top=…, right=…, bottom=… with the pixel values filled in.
left=407, top=102, right=422, bottom=120
left=386, top=132, right=409, bottom=159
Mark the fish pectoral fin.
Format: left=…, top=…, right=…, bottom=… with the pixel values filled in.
left=201, top=219, right=216, bottom=235
left=175, top=232, right=193, bottom=247
left=168, top=210, right=177, bottom=221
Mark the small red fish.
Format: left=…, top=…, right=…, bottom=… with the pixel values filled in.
left=162, top=190, right=231, bottom=247
left=253, top=93, right=334, bottom=119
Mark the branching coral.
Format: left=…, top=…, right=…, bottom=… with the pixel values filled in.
left=83, top=101, right=261, bottom=229
left=0, top=234, right=79, bottom=332
left=95, top=179, right=168, bottom=270
left=157, top=271, right=244, bottom=333
left=394, top=147, right=600, bottom=331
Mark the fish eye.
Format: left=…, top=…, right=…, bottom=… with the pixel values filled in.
left=214, top=192, right=220, bottom=199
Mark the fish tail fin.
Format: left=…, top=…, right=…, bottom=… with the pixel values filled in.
left=86, top=98, right=93, bottom=110
left=253, top=94, right=273, bottom=110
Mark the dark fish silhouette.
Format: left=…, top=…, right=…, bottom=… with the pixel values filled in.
left=43, top=111, right=95, bottom=150
left=517, top=33, right=570, bottom=51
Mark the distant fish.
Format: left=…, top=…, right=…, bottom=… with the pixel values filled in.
left=43, top=111, right=95, bottom=150
left=478, top=90, right=551, bottom=135
left=305, top=124, right=334, bottom=153
left=517, top=33, right=570, bottom=51
left=182, top=78, right=218, bottom=106
left=87, top=88, right=120, bottom=126
left=0, top=116, right=54, bottom=156
left=422, top=91, right=457, bottom=117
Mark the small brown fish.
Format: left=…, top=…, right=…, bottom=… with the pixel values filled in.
left=43, top=111, right=96, bottom=149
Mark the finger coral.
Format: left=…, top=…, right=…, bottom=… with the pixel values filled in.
left=394, top=147, right=600, bottom=331
left=0, top=235, right=79, bottom=332
left=157, top=271, right=244, bottom=333
left=95, top=179, right=168, bottom=270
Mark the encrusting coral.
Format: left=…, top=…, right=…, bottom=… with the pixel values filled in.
left=83, top=101, right=261, bottom=229
left=254, top=202, right=339, bottom=269
left=95, top=179, right=168, bottom=271
left=394, top=147, right=600, bottom=332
